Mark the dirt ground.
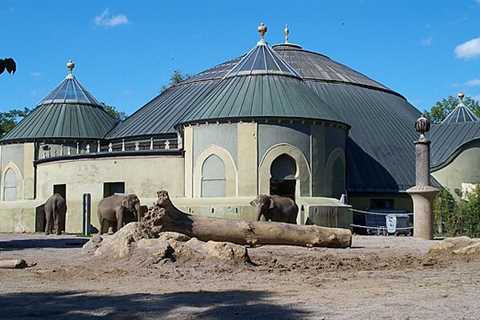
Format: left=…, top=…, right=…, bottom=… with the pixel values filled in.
left=1, top=233, right=479, bottom=320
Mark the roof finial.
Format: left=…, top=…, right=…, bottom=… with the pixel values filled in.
left=458, top=92, right=465, bottom=103
left=257, top=22, right=267, bottom=45
left=284, top=24, right=289, bottom=44
left=66, top=59, right=75, bottom=79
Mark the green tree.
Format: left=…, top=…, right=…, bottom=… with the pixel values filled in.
left=0, top=108, right=31, bottom=137
left=433, top=188, right=456, bottom=235
left=0, top=58, right=16, bottom=75
left=160, top=70, right=189, bottom=92
left=101, top=104, right=127, bottom=121
left=455, top=186, right=480, bottom=238
left=425, top=95, right=480, bottom=124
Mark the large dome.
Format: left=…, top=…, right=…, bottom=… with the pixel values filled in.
left=107, top=40, right=421, bottom=193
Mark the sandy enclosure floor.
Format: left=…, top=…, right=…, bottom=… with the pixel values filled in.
left=1, top=233, right=480, bottom=320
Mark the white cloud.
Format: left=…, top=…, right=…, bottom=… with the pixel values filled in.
left=94, top=9, right=129, bottom=28
left=420, top=36, right=433, bottom=47
left=455, top=37, right=480, bottom=59
left=466, top=79, right=480, bottom=87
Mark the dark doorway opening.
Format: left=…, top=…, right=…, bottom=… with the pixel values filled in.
left=270, top=179, right=296, bottom=201
left=270, top=154, right=297, bottom=201
left=53, top=184, right=66, bottom=199
left=35, top=204, right=46, bottom=232
left=104, top=182, right=125, bottom=198
left=53, top=184, right=67, bottom=232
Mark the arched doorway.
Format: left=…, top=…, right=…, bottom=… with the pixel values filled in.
left=270, top=154, right=296, bottom=200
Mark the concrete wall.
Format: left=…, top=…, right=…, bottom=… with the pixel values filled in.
left=432, top=144, right=480, bottom=199
left=36, top=155, right=185, bottom=233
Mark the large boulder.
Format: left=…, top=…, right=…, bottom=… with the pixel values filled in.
left=428, top=237, right=480, bottom=257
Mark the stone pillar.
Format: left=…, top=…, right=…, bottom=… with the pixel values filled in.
left=406, top=115, right=438, bottom=240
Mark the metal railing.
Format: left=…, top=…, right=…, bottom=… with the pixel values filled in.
left=38, top=137, right=179, bottom=160
left=350, top=208, right=414, bottom=235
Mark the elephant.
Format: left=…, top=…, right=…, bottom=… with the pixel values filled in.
left=250, top=194, right=298, bottom=224
left=97, top=194, right=141, bottom=234
left=44, top=193, right=67, bottom=235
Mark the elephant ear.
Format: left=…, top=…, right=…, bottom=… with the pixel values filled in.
left=121, top=199, right=128, bottom=208
left=268, top=197, right=274, bottom=209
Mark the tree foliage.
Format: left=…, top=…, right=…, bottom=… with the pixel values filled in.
left=0, top=58, right=16, bottom=75
left=101, top=104, right=127, bottom=121
left=433, top=186, right=480, bottom=238
left=425, top=95, right=480, bottom=124
left=160, top=70, right=189, bottom=93
left=0, top=108, right=31, bottom=137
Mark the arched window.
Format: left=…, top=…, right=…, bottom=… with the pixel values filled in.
left=3, top=169, right=17, bottom=201
left=201, top=155, right=226, bottom=197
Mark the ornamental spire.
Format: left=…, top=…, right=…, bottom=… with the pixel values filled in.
left=284, top=24, right=289, bottom=43
left=458, top=92, right=465, bottom=105
left=257, top=22, right=267, bottom=46
left=66, top=59, right=75, bottom=79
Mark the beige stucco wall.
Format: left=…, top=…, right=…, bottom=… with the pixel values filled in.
left=185, top=121, right=347, bottom=200
left=36, top=155, right=185, bottom=233
left=0, top=143, right=35, bottom=201
left=432, top=146, right=480, bottom=199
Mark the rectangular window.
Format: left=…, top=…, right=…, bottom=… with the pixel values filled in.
left=103, top=182, right=125, bottom=198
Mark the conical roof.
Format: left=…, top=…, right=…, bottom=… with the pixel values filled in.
left=442, top=93, right=479, bottom=124
left=1, top=61, right=118, bottom=143
left=179, top=24, right=347, bottom=127
left=223, top=39, right=301, bottom=79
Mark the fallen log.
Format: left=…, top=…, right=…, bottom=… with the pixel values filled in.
left=138, top=191, right=352, bottom=248
left=0, top=259, right=28, bottom=269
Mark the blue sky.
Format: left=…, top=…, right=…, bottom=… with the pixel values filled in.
left=1, top=0, right=480, bottom=115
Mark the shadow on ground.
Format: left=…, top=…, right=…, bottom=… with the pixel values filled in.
left=0, top=237, right=88, bottom=251
left=0, top=290, right=311, bottom=320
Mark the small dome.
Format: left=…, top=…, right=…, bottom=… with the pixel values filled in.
left=2, top=62, right=118, bottom=143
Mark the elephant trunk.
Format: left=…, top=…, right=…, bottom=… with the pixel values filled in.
left=134, top=202, right=141, bottom=221
left=256, top=206, right=263, bottom=221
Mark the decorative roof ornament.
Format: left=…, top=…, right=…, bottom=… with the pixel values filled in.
left=458, top=92, right=465, bottom=104
left=257, top=22, right=267, bottom=46
left=66, top=59, right=75, bottom=79
left=284, top=24, right=289, bottom=44
left=441, top=92, right=479, bottom=124
left=415, top=114, right=430, bottom=141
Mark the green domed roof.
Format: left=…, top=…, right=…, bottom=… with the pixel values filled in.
left=179, top=38, right=347, bottom=127
left=1, top=62, right=118, bottom=143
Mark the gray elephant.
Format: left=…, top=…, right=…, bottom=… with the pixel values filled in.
left=97, top=194, right=141, bottom=234
left=250, top=194, right=298, bottom=224
left=44, top=193, right=67, bottom=235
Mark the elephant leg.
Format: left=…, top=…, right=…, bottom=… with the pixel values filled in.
left=45, top=211, right=54, bottom=235
left=100, top=218, right=106, bottom=235
left=45, top=213, right=51, bottom=235
left=53, top=210, right=60, bottom=235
